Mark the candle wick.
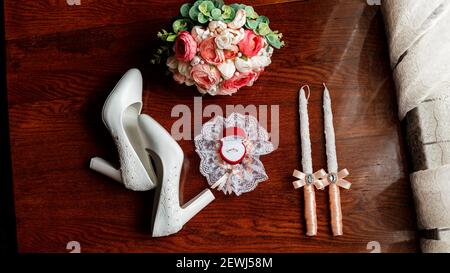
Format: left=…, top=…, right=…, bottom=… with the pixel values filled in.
left=301, top=85, right=311, bottom=101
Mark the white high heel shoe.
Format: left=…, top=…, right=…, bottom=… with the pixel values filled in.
left=90, top=69, right=157, bottom=191
left=138, top=114, right=215, bottom=237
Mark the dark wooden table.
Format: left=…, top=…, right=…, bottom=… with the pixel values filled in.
left=4, top=0, right=419, bottom=252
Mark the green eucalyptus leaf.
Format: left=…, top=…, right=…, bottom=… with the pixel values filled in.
left=244, top=6, right=254, bottom=14
left=266, top=32, right=283, bottom=49
left=172, top=19, right=190, bottom=33
left=189, top=8, right=200, bottom=20
left=211, top=8, right=222, bottom=20
left=180, top=3, right=192, bottom=17
left=231, top=3, right=245, bottom=10
left=244, top=6, right=257, bottom=19
left=212, top=0, right=225, bottom=8
left=221, top=5, right=231, bottom=18
left=257, top=15, right=270, bottom=25
left=221, top=5, right=236, bottom=22
left=199, top=1, right=214, bottom=16
left=189, top=1, right=202, bottom=21
left=198, top=12, right=209, bottom=24
left=257, top=22, right=271, bottom=36
left=245, top=19, right=258, bottom=30
left=189, top=7, right=200, bottom=21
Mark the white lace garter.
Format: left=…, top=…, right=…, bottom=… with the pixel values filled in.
left=194, top=112, right=274, bottom=196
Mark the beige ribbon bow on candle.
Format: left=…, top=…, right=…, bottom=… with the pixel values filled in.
left=321, top=169, right=351, bottom=189
left=292, top=169, right=327, bottom=190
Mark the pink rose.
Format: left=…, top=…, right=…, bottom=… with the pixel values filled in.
left=224, top=45, right=239, bottom=60
left=174, top=31, right=198, bottom=62
left=199, top=37, right=225, bottom=65
left=191, top=64, right=221, bottom=91
left=238, top=30, right=265, bottom=58
left=219, top=71, right=258, bottom=95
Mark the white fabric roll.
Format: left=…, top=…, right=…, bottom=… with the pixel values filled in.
left=410, top=165, right=450, bottom=231
left=411, top=165, right=450, bottom=252
left=383, top=0, right=450, bottom=253
left=409, top=97, right=450, bottom=145
left=382, top=0, right=449, bottom=68
left=407, top=97, right=450, bottom=169
left=421, top=239, right=450, bottom=253
left=394, top=9, right=450, bottom=119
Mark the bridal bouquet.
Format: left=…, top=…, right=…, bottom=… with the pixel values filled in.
left=151, top=0, right=284, bottom=96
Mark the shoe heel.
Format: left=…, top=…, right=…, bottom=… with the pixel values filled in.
left=181, top=189, right=215, bottom=226
left=90, top=157, right=122, bottom=183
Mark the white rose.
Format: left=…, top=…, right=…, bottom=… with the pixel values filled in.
left=166, top=56, right=178, bottom=70
left=215, top=31, right=234, bottom=50
left=208, top=20, right=227, bottom=34
left=234, top=57, right=253, bottom=73
left=198, top=85, right=218, bottom=96
left=250, top=55, right=271, bottom=70
left=217, top=61, right=236, bottom=80
left=191, top=26, right=210, bottom=43
left=207, top=85, right=219, bottom=96
left=224, top=28, right=245, bottom=45
left=177, top=61, right=192, bottom=78
left=228, top=9, right=246, bottom=29
left=190, top=56, right=201, bottom=66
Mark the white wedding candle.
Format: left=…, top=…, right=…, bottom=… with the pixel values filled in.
left=323, top=84, right=343, bottom=236
left=323, top=85, right=338, bottom=173
left=299, top=86, right=317, bottom=236
left=299, top=87, right=313, bottom=174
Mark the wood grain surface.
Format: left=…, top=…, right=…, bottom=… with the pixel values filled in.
left=5, top=0, right=419, bottom=252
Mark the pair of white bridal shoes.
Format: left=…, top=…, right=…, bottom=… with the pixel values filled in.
left=90, top=69, right=215, bottom=237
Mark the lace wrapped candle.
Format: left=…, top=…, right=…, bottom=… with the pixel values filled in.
left=322, top=84, right=351, bottom=236
left=292, top=86, right=326, bottom=237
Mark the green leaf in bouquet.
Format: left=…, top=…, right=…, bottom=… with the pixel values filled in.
left=231, top=3, right=245, bottom=11
left=166, top=34, right=177, bottom=42
left=189, top=1, right=202, bottom=21
left=157, top=29, right=168, bottom=40
left=221, top=5, right=236, bottom=22
left=212, top=0, right=225, bottom=8
left=245, top=19, right=258, bottom=30
left=198, top=12, right=209, bottom=24
left=266, top=32, right=284, bottom=49
left=157, top=29, right=176, bottom=43
left=189, top=8, right=200, bottom=21
left=244, top=6, right=258, bottom=19
left=211, top=8, right=222, bottom=20
left=199, top=1, right=214, bottom=16
left=257, top=22, right=271, bottom=36
left=180, top=3, right=192, bottom=17
left=257, top=15, right=270, bottom=25
left=172, top=19, right=190, bottom=33
left=150, top=45, right=171, bottom=65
